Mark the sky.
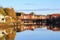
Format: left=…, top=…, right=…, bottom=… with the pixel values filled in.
left=0, top=0, right=60, bottom=15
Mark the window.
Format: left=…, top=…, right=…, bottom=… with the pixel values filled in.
left=2, top=18, right=4, bottom=20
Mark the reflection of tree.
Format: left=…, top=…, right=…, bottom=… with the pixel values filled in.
left=51, top=17, right=55, bottom=26
left=55, top=16, right=60, bottom=28
left=46, top=19, right=49, bottom=25
left=5, top=28, right=16, bottom=40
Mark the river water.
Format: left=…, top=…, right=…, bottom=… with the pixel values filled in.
left=15, top=27, right=60, bottom=40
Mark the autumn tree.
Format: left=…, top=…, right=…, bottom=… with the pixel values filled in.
left=4, top=8, right=16, bottom=23
left=4, top=8, right=16, bottom=18
left=0, top=7, right=6, bottom=16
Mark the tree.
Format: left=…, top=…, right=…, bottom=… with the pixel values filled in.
left=30, top=12, right=35, bottom=15
left=0, top=7, right=6, bottom=16
left=20, top=12, right=25, bottom=15
left=4, top=8, right=16, bottom=18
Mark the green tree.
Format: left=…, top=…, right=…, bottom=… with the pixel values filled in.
left=30, top=12, right=35, bottom=15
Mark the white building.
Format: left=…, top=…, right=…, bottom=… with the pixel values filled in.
left=0, top=14, right=6, bottom=23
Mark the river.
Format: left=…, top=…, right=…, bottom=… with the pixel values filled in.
left=15, top=27, right=60, bottom=40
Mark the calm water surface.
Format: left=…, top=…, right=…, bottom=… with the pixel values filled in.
left=15, top=27, right=60, bottom=40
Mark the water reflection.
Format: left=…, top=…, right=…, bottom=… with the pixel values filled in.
left=0, top=23, right=60, bottom=40
left=15, top=27, right=60, bottom=40
left=15, top=23, right=60, bottom=40
left=0, top=28, right=16, bottom=40
left=0, top=16, right=60, bottom=40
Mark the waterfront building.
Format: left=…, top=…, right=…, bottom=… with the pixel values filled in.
left=0, top=14, right=5, bottom=23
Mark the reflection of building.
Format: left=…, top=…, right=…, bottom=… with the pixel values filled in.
left=47, top=26, right=60, bottom=31
left=46, top=14, right=60, bottom=31
left=16, top=13, right=46, bottom=31
left=16, top=13, right=60, bottom=31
